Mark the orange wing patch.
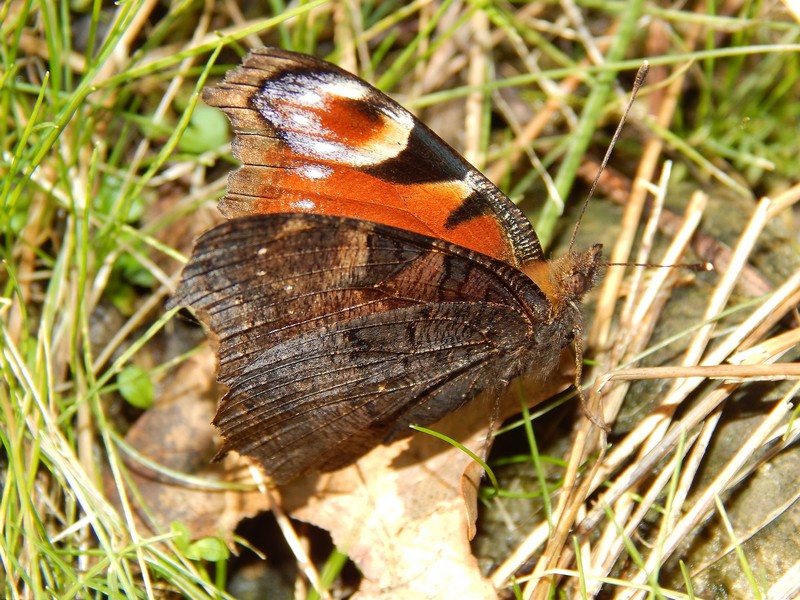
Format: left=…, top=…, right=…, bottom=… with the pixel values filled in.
left=203, top=48, right=543, bottom=267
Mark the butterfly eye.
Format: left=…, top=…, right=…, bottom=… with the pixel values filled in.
left=565, top=273, right=587, bottom=296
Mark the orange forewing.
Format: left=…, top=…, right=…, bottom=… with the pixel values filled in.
left=218, top=152, right=510, bottom=261
left=202, top=47, right=544, bottom=267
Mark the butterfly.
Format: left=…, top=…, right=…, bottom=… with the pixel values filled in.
left=170, top=48, right=602, bottom=483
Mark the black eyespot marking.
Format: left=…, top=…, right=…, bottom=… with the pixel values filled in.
left=362, top=123, right=470, bottom=184
left=444, top=192, right=489, bottom=229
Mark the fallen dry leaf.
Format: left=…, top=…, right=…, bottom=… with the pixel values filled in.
left=105, top=350, right=264, bottom=541
left=278, top=352, right=575, bottom=598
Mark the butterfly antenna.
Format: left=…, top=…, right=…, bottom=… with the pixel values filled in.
left=604, top=260, right=713, bottom=271
left=568, top=63, right=650, bottom=254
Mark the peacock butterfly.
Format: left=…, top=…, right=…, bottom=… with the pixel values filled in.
left=170, top=48, right=602, bottom=483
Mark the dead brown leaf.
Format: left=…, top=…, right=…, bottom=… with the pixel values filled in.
left=105, top=351, right=265, bottom=541
left=276, top=352, right=575, bottom=598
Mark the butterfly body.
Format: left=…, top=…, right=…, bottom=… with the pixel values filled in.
left=172, top=48, right=602, bottom=483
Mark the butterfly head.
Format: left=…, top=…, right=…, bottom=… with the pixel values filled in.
left=523, top=244, right=603, bottom=317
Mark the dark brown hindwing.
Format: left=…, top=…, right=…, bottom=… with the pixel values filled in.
left=170, top=213, right=554, bottom=482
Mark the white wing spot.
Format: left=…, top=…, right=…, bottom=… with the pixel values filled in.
left=322, top=79, right=369, bottom=100
left=290, top=199, right=316, bottom=210
left=289, top=112, right=314, bottom=126
left=295, top=89, right=323, bottom=107
left=309, top=139, right=344, bottom=158
left=296, top=164, right=332, bottom=180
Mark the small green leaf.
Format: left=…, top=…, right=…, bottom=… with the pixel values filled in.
left=116, top=252, right=156, bottom=288
left=117, top=365, right=154, bottom=409
left=178, top=103, right=229, bottom=154
left=186, top=537, right=229, bottom=562
left=171, top=522, right=191, bottom=552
